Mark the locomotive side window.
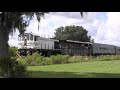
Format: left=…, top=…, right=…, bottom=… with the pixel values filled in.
left=30, top=34, right=33, bottom=41
left=26, top=34, right=29, bottom=40
left=34, top=36, right=37, bottom=41
left=22, top=35, right=25, bottom=41
left=34, top=36, right=39, bottom=41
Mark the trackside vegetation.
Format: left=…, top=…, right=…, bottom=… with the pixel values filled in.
left=17, top=51, right=120, bottom=66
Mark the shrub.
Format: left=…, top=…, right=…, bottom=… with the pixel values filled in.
left=23, top=52, right=40, bottom=66
left=68, top=56, right=83, bottom=63
left=0, top=57, right=27, bottom=78
left=32, top=52, right=41, bottom=60
left=35, top=56, right=44, bottom=65
left=112, top=55, right=120, bottom=60
left=94, top=55, right=113, bottom=61
left=93, top=55, right=120, bottom=61
left=18, top=52, right=44, bottom=66
left=42, top=57, right=53, bottom=65
left=17, top=56, right=27, bottom=65
left=24, top=55, right=33, bottom=65
left=85, top=56, right=94, bottom=61
left=61, top=55, right=71, bottom=63
left=67, top=56, right=94, bottom=63
left=50, top=54, right=63, bottom=64
left=9, top=46, right=18, bottom=58
left=17, top=51, right=120, bottom=67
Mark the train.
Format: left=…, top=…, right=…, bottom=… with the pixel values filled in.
left=18, top=33, right=120, bottom=56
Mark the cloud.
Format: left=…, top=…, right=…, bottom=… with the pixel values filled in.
left=25, top=12, right=99, bottom=36
left=8, top=12, right=120, bottom=47
left=94, top=12, right=120, bottom=46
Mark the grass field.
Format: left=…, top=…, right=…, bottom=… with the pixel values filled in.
left=27, top=60, right=120, bottom=78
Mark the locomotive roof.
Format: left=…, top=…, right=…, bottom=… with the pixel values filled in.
left=19, top=33, right=40, bottom=36
left=93, top=43, right=116, bottom=46
left=66, top=40, right=92, bottom=44
left=39, top=38, right=59, bottom=42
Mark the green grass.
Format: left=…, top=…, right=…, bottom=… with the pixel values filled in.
left=27, top=60, right=120, bottom=78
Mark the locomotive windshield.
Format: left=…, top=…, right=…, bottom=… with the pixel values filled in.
left=18, top=33, right=34, bottom=41
left=30, top=34, right=33, bottom=40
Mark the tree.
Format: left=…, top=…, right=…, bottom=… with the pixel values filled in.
left=0, top=12, right=85, bottom=58
left=54, top=25, right=91, bottom=42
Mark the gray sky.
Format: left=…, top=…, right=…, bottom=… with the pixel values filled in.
left=8, top=12, right=120, bottom=47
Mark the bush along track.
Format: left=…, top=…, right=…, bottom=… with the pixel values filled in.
left=0, top=57, right=27, bottom=78
left=17, top=52, right=120, bottom=66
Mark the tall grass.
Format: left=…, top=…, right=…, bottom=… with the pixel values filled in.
left=17, top=52, right=120, bottom=66
left=94, top=55, right=120, bottom=61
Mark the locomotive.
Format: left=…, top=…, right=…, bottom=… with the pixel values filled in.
left=18, top=33, right=120, bottom=56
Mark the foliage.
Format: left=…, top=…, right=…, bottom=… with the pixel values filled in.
left=94, top=55, right=120, bottom=61
left=19, top=52, right=71, bottom=65
left=112, top=55, right=120, bottom=60
left=54, top=25, right=91, bottom=42
left=0, top=12, right=48, bottom=34
left=0, top=57, right=27, bottom=78
left=9, top=46, right=18, bottom=58
left=18, top=51, right=120, bottom=66
left=68, top=56, right=83, bottom=63
left=41, top=57, right=53, bottom=65
left=61, top=55, right=71, bottom=63
left=67, top=56, right=94, bottom=63
left=18, top=52, right=43, bottom=66
left=50, top=54, right=63, bottom=64
left=50, top=54, right=71, bottom=64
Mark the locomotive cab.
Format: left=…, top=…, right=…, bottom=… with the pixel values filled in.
left=18, top=33, right=40, bottom=49
left=18, top=33, right=60, bottom=56
left=18, top=33, right=40, bottom=55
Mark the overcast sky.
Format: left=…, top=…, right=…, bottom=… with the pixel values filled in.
left=8, top=12, right=120, bottom=47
